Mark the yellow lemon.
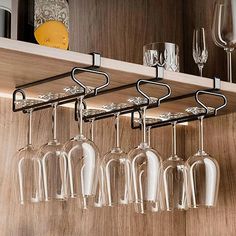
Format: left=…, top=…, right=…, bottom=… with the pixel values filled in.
left=34, top=20, right=69, bottom=50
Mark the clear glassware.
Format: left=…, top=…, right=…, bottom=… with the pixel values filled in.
left=38, top=93, right=67, bottom=201
left=134, top=117, right=161, bottom=147
left=62, top=91, right=100, bottom=209
left=100, top=103, right=131, bottom=207
left=143, top=42, right=180, bottom=72
left=128, top=97, right=163, bottom=214
left=34, top=0, right=69, bottom=49
left=83, top=108, right=106, bottom=208
left=193, top=28, right=208, bottom=77
left=160, top=112, right=189, bottom=211
left=15, top=99, right=43, bottom=204
left=212, top=0, right=236, bottom=83
left=186, top=107, right=220, bottom=208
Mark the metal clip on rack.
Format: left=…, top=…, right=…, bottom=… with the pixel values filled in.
left=131, top=89, right=227, bottom=130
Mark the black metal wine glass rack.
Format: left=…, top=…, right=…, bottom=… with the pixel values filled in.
left=12, top=52, right=228, bottom=130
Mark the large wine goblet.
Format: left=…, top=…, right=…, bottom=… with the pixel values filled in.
left=100, top=103, right=131, bottom=206
left=159, top=112, right=189, bottom=211
left=15, top=99, right=43, bottom=204
left=128, top=97, right=163, bottom=214
left=38, top=93, right=68, bottom=201
left=212, top=0, right=236, bottom=83
left=186, top=107, right=220, bottom=208
left=62, top=91, right=100, bottom=209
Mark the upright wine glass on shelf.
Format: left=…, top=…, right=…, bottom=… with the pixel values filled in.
left=62, top=90, right=100, bottom=209
left=185, top=107, right=220, bottom=208
left=128, top=99, right=165, bottom=213
left=15, top=99, right=43, bottom=204
left=212, top=0, right=236, bottom=83
left=159, top=112, right=189, bottom=211
left=193, top=28, right=208, bottom=77
left=38, top=93, right=68, bottom=201
left=100, top=103, right=131, bottom=207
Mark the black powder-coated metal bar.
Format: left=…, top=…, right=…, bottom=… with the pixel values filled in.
left=131, top=113, right=215, bottom=129
left=16, top=65, right=96, bottom=90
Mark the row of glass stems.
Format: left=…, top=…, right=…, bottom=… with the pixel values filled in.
left=16, top=96, right=219, bottom=214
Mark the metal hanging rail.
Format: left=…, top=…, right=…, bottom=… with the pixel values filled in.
left=12, top=52, right=226, bottom=125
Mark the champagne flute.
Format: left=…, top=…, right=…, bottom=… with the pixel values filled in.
left=193, top=28, right=208, bottom=76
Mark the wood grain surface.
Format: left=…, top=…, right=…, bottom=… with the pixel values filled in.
left=184, top=114, right=236, bottom=236
left=0, top=97, right=186, bottom=236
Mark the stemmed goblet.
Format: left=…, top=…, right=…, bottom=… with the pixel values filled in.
left=212, top=0, right=236, bottom=83
left=159, top=112, right=189, bottom=211
left=101, top=103, right=131, bottom=206
left=193, top=28, right=208, bottom=76
left=83, top=108, right=105, bottom=208
left=62, top=89, right=100, bottom=209
left=38, top=93, right=68, bottom=201
left=128, top=97, right=163, bottom=214
left=186, top=107, right=220, bottom=208
left=15, top=99, right=43, bottom=204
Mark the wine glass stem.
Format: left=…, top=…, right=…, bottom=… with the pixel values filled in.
left=27, top=109, right=33, bottom=146
left=199, top=116, right=204, bottom=153
left=226, top=50, right=232, bottom=83
left=115, top=113, right=120, bottom=148
left=77, top=97, right=83, bottom=136
left=147, top=126, right=151, bottom=146
left=141, top=107, right=147, bottom=144
left=90, top=118, right=94, bottom=142
left=172, top=121, right=177, bottom=157
left=52, top=103, right=57, bottom=141
left=198, top=64, right=203, bottom=77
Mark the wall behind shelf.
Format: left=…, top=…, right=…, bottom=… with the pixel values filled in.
left=0, top=97, right=186, bottom=236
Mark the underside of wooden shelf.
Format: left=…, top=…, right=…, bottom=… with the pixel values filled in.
left=0, top=37, right=236, bottom=117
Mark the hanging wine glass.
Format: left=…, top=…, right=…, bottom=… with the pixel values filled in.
left=83, top=108, right=106, bottom=208
left=212, top=0, right=236, bottom=83
left=185, top=107, right=220, bottom=208
left=193, top=28, right=208, bottom=77
left=128, top=97, right=163, bottom=214
left=62, top=89, right=100, bottom=209
left=38, top=93, right=68, bottom=201
left=15, top=99, right=43, bottom=204
left=159, top=112, right=189, bottom=211
left=100, top=103, right=131, bottom=207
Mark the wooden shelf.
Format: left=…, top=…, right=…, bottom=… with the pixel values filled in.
left=1, top=37, right=236, bottom=117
